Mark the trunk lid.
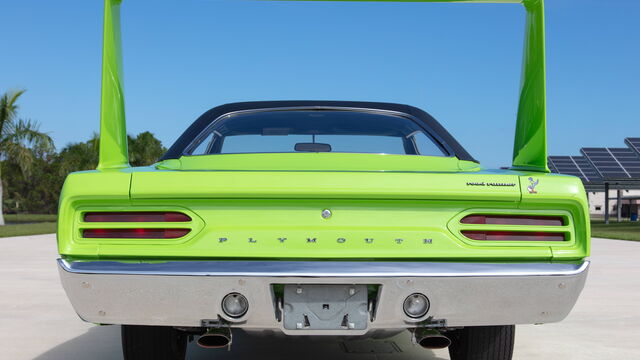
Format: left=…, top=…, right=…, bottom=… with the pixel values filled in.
left=134, top=153, right=521, bottom=201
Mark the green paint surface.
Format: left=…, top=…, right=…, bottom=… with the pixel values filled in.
left=98, top=0, right=129, bottom=170
left=57, top=154, right=589, bottom=261
left=60, top=0, right=589, bottom=263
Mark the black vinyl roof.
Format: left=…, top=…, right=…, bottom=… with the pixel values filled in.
left=161, top=101, right=477, bottom=162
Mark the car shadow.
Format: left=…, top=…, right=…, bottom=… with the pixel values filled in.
left=32, top=326, right=121, bottom=360
left=33, top=326, right=448, bottom=360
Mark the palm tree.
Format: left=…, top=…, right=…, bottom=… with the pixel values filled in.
left=54, top=131, right=165, bottom=177
left=0, top=90, right=54, bottom=225
left=56, top=133, right=100, bottom=175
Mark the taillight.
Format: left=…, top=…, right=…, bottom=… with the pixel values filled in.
left=81, top=211, right=193, bottom=239
left=84, top=212, right=191, bottom=223
left=461, top=231, right=565, bottom=242
left=83, top=228, right=190, bottom=239
left=459, top=214, right=567, bottom=242
left=460, top=215, right=564, bottom=226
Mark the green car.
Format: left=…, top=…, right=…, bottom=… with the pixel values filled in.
left=57, top=0, right=589, bottom=359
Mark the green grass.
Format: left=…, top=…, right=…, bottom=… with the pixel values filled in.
left=591, top=220, right=640, bottom=242
left=4, top=214, right=57, bottom=223
left=0, top=214, right=57, bottom=238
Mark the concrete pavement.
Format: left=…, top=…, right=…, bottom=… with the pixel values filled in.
left=1, top=234, right=638, bottom=359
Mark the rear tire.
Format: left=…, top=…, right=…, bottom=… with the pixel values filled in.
left=447, top=325, right=515, bottom=360
left=122, top=325, right=187, bottom=360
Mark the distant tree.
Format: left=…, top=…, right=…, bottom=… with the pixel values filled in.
left=55, top=130, right=165, bottom=174
left=55, top=133, right=99, bottom=175
left=2, top=153, right=59, bottom=214
left=0, top=90, right=54, bottom=224
left=128, top=131, right=167, bottom=167
left=0, top=129, right=165, bottom=216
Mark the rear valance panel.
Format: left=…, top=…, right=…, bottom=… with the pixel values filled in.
left=61, top=198, right=554, bottom=260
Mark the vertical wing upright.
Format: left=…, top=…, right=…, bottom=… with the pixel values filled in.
left=96, top=0, right=548, bottom=172
left=98, top=0, right=129, bottom=170
left=512, top=0, right=548, bottom=172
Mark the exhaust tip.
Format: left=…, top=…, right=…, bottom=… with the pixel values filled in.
left=412, top=328, right=451, bottom=350
left=196, top=333, right=231, bottom=349
left=418, top=335, right=451, bottom=349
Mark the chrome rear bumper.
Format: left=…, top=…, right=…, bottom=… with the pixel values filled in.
left=58, top=259, right=589, bottom=335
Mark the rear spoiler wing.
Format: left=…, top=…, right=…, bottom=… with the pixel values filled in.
left=97, top=0, right=548, bottom=172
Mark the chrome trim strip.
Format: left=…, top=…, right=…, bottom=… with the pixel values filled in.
left=58, top=259, right=589, bottom=278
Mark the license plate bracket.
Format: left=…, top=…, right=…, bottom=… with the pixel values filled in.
left=283, top=284, right=369, bottom=330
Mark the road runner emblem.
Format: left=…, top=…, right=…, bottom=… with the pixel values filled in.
left=527, top=177, right=539, bottom=194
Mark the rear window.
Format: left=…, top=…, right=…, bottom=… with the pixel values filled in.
left=185, top=110, right=448, bottom=157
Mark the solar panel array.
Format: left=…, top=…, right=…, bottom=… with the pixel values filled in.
left=580, top=147, right=640, bottom=179
left=626, top=137, right=640, bottom=156
left=572, top=156, right=604, bottom=183
left=548, top=156, right=602, bottom=183
left=548, top=136, right=640, bottom=188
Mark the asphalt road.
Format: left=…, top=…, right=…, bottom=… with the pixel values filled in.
left=1, top=234, right=638, bottom=360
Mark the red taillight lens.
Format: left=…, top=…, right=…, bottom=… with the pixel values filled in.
left=461, top=231, right=565, bottom=242
left=84, top=212, right=191, bottom=223
left=460, top=215, right=564, bottom=226
left=83, top=228, right=190, bottom=239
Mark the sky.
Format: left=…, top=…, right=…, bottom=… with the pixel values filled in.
left=1, top=0, right=638, bottom=168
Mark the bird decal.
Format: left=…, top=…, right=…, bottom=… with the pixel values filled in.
left=527, top=177, right=539, bottom=194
